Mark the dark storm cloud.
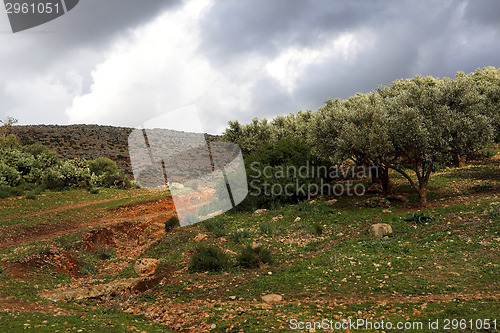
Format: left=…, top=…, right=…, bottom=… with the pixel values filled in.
left=196, top=0, right=500, bottom=128
left=199, top=0, right=385, bottom=65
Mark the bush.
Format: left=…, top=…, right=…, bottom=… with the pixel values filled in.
left=259, top=222, right=273, bottom=235
left=310, top=222, right=324, bottom=236
left=25, top=192, right=36, bottom=200
left=230, top=229, right=251, bottom=243
left=364, top=197, right=391, bottom=208
left=164, top=216, right=180, bottom=232
left=236, top=245, right=272, bottom=268
left=233, top=137, right=332, bottom=210
left=404, top=212, right=435, bottom=224
left=189, top=244, right=231, bottom=272
left=89, top=157, right=129, bottom=188
left=203, top=217, right=227, bottom=237
left=95, top=245, right=115, bottom=260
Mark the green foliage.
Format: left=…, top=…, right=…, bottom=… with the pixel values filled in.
left=164, top=216, right=180, bottom=232
left=404, top=212, right=435, bottom=224
left=364, top=197, right=391, bottom=208
left=25, top=192, right=36, bottom=200
left=236, top=245, right=273, bottom=268
left=88, top=157, right=129, bottom=188
left=203, top=217, right=227, bottom=237
left=240, top=137, right=331, bottom=209
left=95, top=245, right=116, bottom=260
left=259, top=222, right=273, bottom=235
left=189, top=244, right=231, bottom=272
left=229, top=229, right=251, bottom=243
left=310, top=222, right=324, bottom=236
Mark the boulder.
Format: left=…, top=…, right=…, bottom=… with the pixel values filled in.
left=193, top=233, right=208, bottom=242
left=325, top=199, right=338, bottom=206
left=252, top=209, right=268, bottom=216
left=261, top=294, right=283, bottom=303
left=369, top=223, right=393, bottom=237
left=40, top=278, right=145, bottom=301
left=138, top=223, right=165, bottom=245
left=272, top=214, right=283, bottom=222
left=134, top=258, right=160, bottom=277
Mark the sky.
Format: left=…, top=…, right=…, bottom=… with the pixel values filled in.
left=1, top=0, right=500, bottom=134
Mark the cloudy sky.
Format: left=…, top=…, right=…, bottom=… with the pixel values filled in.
left=1, top=0, right=499, bottom=134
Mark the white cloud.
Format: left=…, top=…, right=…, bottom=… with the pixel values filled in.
left=4, top=71, right=83, bottom=124
left=65, top=0, right=255, bottom=133
left=265, top=32, right=366, bottom=93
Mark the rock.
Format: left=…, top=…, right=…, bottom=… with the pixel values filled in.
left=369, top=223, right=393, bottom=237
left=272, top=214, right=283, bottom=222
left=134, top=258, right=160, bottom=277
left=252, top=209, right=268, bottom=216
left=294, top=217, right=301, bottom=222
left=193, top=233, right=208, bottom=242
left=138, top=223, right=165, bottom=245
left=325, top=199, right=338, bottom=206
left=41, top=278, right=145, bottom=300
left=261, top=294, right=283, bottom=303
left=170, top=182, right=184, bottom=189
left=229, top=296, right=236, bottom=300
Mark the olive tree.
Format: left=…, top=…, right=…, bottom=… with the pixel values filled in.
left=381, top=76, right=493, bottom=206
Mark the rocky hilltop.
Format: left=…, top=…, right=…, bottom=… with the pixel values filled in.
left=10, top=125, right=222, bottom=178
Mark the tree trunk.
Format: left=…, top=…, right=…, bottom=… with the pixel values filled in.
left=417, top=184, right=428, bottom=207
left=380, top=167, right=393, bottom=196
left=457, top=155, right=466, bottom=168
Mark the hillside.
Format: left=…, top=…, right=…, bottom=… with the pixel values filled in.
left=10, top=125, right=222, bottom=178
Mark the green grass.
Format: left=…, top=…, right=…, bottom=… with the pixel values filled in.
left=0, top=161, right=498, bottom=331
left=0, top=309, right=174, bottom=332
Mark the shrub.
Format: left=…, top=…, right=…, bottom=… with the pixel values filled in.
left=89, top=157, right=128, bottom=188
left=235, top=137, right=332, bottom=210
left=0, top=162, right=21, bottom=187
left=164, top=216, right=180, bottom=232
left=189, top=244, right=230, bottom=272
left=487, top=208, right=500, bottom=221
left=95, top=245, right=115, bottom=260
left=404, top=212, right=435, bottom=224
left=236, top=245, right=272, bottom=268
left=25, top=192, right=36, bottom=200
left=364, top=197, right=391, bottom=208
left=259, top=222, right=273, bottom=235
left=203, top=217, right=227, bottom=237
left=230, top=229, right=251, bottom=243
left=310, top=222, right=324, bottom=236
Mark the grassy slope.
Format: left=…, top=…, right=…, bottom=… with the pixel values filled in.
left=0, top=156, right=498, bottom=332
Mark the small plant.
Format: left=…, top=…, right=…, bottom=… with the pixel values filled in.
left=404, top=212, right=435, bottom=224
left=230, top=229, right=251, bottom=243
left=297, top=200, right=313, bottom=211
left=189, top=244, right=231, bottom=272
left=487, top=208, right=500, bottom=221
left=236, top=245, right=273, bottom=268
left=164, top=216, right=180, bottom=232
left=310, top=222, right=324, bottom=236
left=25, top=192, right=36, bottom=200
left=88, top=186, right=100, bottom=194
left=203, top=217, right=227, bottom=237
left=259, top=222, right=273, bottom=235
left=364, top=197, right=391, bottom=208
left=95, top=245, right=115, bottom=260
